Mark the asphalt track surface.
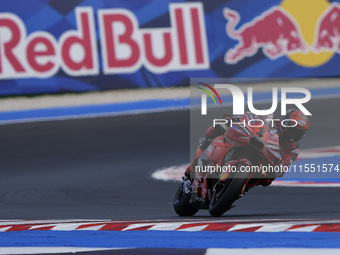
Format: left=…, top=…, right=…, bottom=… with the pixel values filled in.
left=0, top=98, right=340, bottom=220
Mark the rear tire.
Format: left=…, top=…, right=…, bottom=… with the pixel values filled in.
left=173, top=185, right=199, bottom=216
left=208, top=163, right=248, bottom=217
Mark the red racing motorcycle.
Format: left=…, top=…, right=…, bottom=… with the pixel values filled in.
left=173, top=112, right=282, bottom=217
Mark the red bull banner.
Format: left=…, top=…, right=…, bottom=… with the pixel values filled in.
left=0, top=0, right=339, bottom=96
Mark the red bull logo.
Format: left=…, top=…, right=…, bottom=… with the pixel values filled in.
left=314, top=3, right=340, bottom=53
left=224, top=0, right=340, bottom=67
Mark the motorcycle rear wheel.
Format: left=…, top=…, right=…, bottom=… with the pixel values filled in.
left=173, top=185, right=199, bottom=216
left=208, top=163, right=248, bottom=217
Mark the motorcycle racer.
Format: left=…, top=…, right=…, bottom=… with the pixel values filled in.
left=184, top=109, right=309, bottom=190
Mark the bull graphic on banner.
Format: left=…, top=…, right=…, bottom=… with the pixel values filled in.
left=224, top=3, right=340, bottom=64
left=314, top=3, right=340, bottom=53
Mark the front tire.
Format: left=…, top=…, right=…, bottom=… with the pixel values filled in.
left=208, top=163, right=249, bottom=217
left=173, top=185, right=199, bottom=216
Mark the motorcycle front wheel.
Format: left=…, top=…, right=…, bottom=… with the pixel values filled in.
left=173, top=185, right=199, bottom=216
left=208, top=163, right=249, bottom=217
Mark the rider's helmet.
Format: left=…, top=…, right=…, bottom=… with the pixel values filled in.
left=280, top=109, right=309, bottom=143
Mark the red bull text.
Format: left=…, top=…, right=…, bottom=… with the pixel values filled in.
left=0, top=3, right=209, bottom=79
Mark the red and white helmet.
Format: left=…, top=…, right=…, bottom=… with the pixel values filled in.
left=280, top=109, right=309, bottom=142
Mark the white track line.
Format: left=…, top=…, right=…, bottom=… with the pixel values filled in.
left=0, top=247, right=125, bottom=255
